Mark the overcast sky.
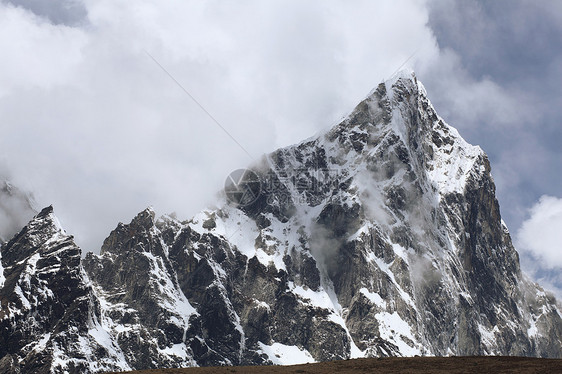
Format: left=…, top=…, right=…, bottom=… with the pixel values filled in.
left=0, top=0, right=560, bottom=297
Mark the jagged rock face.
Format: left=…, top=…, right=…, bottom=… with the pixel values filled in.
left=0, top=207, right=127, bottom=373
left=82, top=209, right=198, bottom=370
left=0, top=71, right=560, bottom=372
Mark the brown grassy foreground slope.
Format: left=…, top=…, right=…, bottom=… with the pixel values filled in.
left=109, top=357, right=562, bottom=374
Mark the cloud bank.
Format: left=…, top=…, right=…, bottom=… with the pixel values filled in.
left=0, top=0, right=560, bottom=305
left=0, top=0, right=439, bottom=252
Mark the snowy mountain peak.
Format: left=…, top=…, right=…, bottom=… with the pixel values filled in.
left=1, top=206, right=70, bottom=268
left=33, top=205, right=66, bottom=235
left=386, top=66, right=416, bottom=85
left=321, top=69, right=484, bottom=199
left=0, top=205, right=114, bottom=373
left=0, top=73, right=561, bottom=373
left=99, top=207, right=158, bottom=256
left=132, top=207, right=156, bottom=227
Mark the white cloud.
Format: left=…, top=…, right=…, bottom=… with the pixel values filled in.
left=517, top=195, right=562, bottom=269
left=0, top=5, right=87, bottom=94
left=0, top=0, right=558, bottom=261
left=0, top=0, right=441, bottom=252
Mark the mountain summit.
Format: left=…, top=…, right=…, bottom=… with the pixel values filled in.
left=1, top=71, right=560, bottom=373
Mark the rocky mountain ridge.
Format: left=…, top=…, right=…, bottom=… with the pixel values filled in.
left=0, top=71, right=560, bottom=373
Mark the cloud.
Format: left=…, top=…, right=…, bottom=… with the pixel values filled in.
left=427, top=0, right=562, bottom=85
left=0, top=1, right=440, bottom=252
left=0, top=0, right=560, bottom=269
left=517, top=195, right=562, bottom=269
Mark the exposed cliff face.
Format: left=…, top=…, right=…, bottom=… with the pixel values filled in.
left=0, top=71, right=560, bottom=373
left=82, top=209, right=198, bottom=370
left=0, top=207, right=128, bottom=374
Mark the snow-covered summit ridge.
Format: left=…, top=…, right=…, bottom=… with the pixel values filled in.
left=275, top=70, right=484, bottom=199
left=348, top=69, right=484, bottom=195
left=35, top=205, right=66, bottom=234
left=0, top=205, right=72, bottom=267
